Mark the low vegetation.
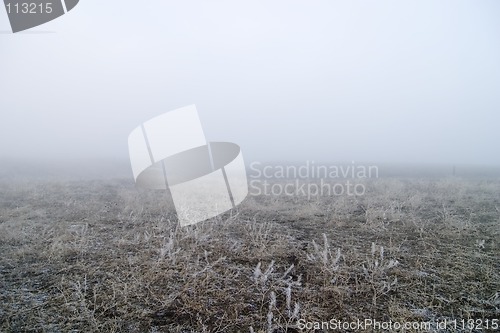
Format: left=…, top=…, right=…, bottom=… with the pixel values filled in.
left=0, top=176, right=499, bottom=332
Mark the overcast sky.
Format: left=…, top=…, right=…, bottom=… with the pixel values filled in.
left=1, top=0, right=500, bottom=168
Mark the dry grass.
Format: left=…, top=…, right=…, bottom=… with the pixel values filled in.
left=0, top=177, right=499, bottom=332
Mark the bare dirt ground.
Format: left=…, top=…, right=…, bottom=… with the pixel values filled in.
left=0, top=176, right=499, bottom=332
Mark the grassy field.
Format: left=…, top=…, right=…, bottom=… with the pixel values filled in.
left=0, top=175, right=499, bottom=332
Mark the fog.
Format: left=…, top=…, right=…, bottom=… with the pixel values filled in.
left=1, top=0, right=500, bottom=176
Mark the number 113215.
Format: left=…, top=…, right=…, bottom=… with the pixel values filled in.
left=6, top=2, right=53, bottom=14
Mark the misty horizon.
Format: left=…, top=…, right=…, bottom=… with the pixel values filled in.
left=2, top=0, right=500, bottom=168
left=1, top=156, right=499, bottom=182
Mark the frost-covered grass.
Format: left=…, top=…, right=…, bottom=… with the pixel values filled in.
left=0, top=177, right=498, bottom=332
